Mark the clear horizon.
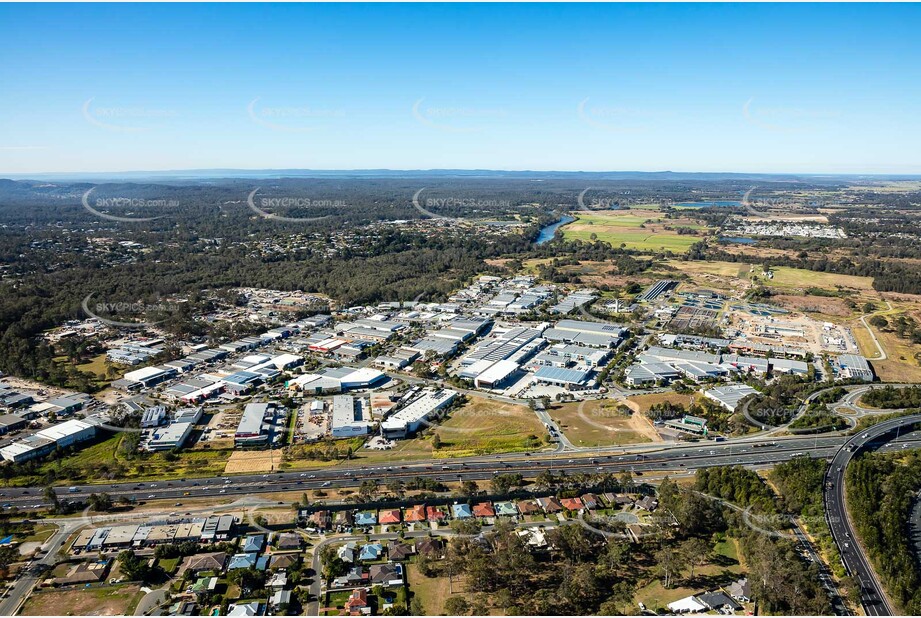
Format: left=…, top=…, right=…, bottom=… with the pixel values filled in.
left=2, top=3, right=920, bottom=175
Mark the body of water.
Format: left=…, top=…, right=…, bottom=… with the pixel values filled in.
left=719, top=236, right=757, bottom=244
left=535, top=215, right=576, bottom=244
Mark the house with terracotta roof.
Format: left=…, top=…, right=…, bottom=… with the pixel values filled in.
left=426, top=505, right=448, bottom=522
left=378, top=509, right=401, bottom=525
left=560, top=497, right=584, bottom=511
left=537, top=496, right=563, bottom=513
left=345, top=588, right=369, bottom=615
left=404, top=504, right=426, bottom=523
left=516, top=500, right=542, bottom=515
left=580, top=493, right=601, bottom=509
left=472, top=502, right=495, bottom=518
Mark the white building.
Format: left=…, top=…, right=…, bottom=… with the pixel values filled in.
left=330, top=395, right=370, bottom=438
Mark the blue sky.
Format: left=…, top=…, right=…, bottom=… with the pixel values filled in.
left=1, top=3, right=920, bottom=175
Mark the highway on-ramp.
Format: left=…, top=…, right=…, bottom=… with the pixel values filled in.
left=824, top=413, right=921, bottom=616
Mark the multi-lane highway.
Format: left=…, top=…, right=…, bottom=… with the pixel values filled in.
left=824, top=413, right=921, bottom=616
left=3, top=431, right=921, bottom=511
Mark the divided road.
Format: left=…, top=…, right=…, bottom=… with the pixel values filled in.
left=3, top=432, right=921, bottom=510
left=824, top=413, right=921, bottom=616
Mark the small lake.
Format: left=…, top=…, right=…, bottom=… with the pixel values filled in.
left=719, top=236, right=757, bottom=245
left=535, top=215, right=576, bottom=245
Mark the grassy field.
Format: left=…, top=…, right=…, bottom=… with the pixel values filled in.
left=21, top=584, right=145, bottom=616
left=548, top=400, right=656, bottom=448
left=406, top=562, right=465, bottom=615
left=562, top=210, right=711, bottom=253
left=764, top=267, right=874, bottom=292
left=10, top=434, right=233, bottom=486
left=633, top=537, right=745, bottom=611
left=625, top=392, right=699, bottom=415
left=432, top=396, right=547, bottom=457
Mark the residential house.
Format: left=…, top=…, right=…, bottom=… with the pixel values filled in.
left=414, top=537, right=444, bottom=558
left=369, top=563, right=404, bottom=586
left=697, top=592, right=743, bottom=613
left=560, top=497, right=584, bottom=511
left=337, top=541, right=358, bottom=563
left=724, top=577, right=752, bottom=603
left=332, top=566, right=367, bottom=589
left=359, top=543, right=383, bottom=561
left=426, top=506, right=448, bottom=522
left=494, top=501, right=518, bottom=517
left=345, top=588, right=369, bottom=615
left=516, top=500, right=542, bottom=515
left=452, top=503, right=473, bottom=519
left=536, top=496, right=563, bottom=514
left=270, top=590, right=292, bottom=612
left=472, top=502, right=495, bottom=518
left=378, top=509, right=401, bottom=525
left=242, top=534, right=265, bottom=553
left=580, top=494, right=601, bottom=509
left=404, top=504, right=426, bottom=523
left=387, top=542, right=414, bottom=561
left=181, top=551, right=227, bottom=574
left=355, top=511, right=377, bottom=527
left=275, top=532, right=303, bottom=550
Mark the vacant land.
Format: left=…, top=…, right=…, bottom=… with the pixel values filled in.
left=433, top=396, right=547, bottom=457
left=224, top=448, right=286, bottom=473
left=407, top=562, right=463, bottom=615
left=562, top=210, right=711, bottom=253
left=549, top=399, right=656, bottom=447
left=21, top=584, right=144, bottom=616
left=764, top=267, right=874, bottom=293
left=6, top=434, right=233, bottom=486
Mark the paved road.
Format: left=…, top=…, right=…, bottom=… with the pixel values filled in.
left=0, top=518, right=80, bottom=616
left=824, top=413, right=921, bottom=616
left=859, top=301, right=892, bottom=361
left=5, top=431, right=921, bottom=512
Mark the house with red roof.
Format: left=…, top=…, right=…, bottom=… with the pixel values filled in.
left=404, top=504, right=426, bottom=523
left=560, top=497, right=584, bottom=511
left=426, top=506, right=448, bottom=522
left=472, top=502, right=495, bottom=518
left=345, top=588, right=368, bottom=615
left=378, top=509, right=401, bottom=525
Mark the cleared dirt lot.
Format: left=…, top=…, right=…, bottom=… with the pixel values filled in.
left=21, top=584, right=144, bottom=616
left=549, top=399, right=657, bottom=447
left=224, top=448, right=286, bottom=473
